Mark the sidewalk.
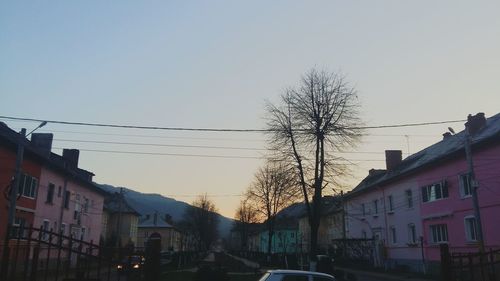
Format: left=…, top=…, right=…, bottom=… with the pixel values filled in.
left=337, top=266, right=437, bottom=281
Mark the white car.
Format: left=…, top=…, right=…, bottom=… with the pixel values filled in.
left=259, top=269, right=336, bottom=281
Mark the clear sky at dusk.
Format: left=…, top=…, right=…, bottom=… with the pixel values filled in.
left=1, top=1, right=499, bottom=217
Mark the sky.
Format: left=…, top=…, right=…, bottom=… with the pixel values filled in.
left=1, top=1, right=499, bottom=218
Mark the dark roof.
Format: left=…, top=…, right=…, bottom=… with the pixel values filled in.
left=347, top=112, right=500, bottom=198
left=0, top=122, right=108, bottom=196
left=104, top=194, right=140, bottom=216
left=138, top=213, right=174, bottom=228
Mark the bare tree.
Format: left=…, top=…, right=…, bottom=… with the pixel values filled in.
left=266, top=68, right=362, bottom=269
left=181, top=193, right=219, bottom=251
left=246, top=161, right=301, bottom=261
left=233, top=199, right=259, bottom=251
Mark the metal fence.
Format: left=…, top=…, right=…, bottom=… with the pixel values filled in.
left=441, top=244, right=500, bottom=281
left=0, top=225, right=145, bottom=281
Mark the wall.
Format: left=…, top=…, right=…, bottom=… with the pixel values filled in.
left=419, top=144, right=500, bottom=261
left=34, top=166, right=104, bottom=244
left=0, top=146, right=41, bottom=242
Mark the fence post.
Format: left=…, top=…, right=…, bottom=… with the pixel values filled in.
left=440, top=243, right=452, bottom=281
left=488, top=248, right=496, bottom=281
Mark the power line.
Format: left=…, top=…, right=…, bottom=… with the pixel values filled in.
left=51, top=146, right=387, bottom=162
left=51, top=138, right=394, bottom=154
left=0, top=115, right=466, bottom=132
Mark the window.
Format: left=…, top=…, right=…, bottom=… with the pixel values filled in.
left=13, top=217, right=27, bottom=238
left=63, top=191, right=70, bottom=209
left=422, top=181, right=448, bottom=202
left=390, top=226, right=397, bottom=244
left=282, top=275, right=308, bottom=281
left=83, top=198, right=89, bottom=213
left=405, top=189, right=413, bottom=208
left=459, top=173, right=473, bottom=197
left=362, top=230, right=367, bottom=239
left=42, top=220, right=50, bottom=241
left=18, top=173, right=38, bottom=198
left=373, top=199, right=379, bottom=214
left=81, top=227, right=86, bottom=240
left=291, top=232, right=295, bottom=238
left=430, top=224, right=448, bottom=243
left=314, top=277, right=335, bottom=281
left=408, top=223, right=417, bottom=244
left=388, top=195, right=394, bottom=212
left=46, top=183, right=55, bottom=203
left=58, top=186, right=62, bottom=197
left=361, top=203, right=366, bottom=216
left=61, top=223, right=66, bottom=235
left=464, top=216, right=478, bottom=242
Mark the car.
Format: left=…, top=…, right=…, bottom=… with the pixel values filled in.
left=116, top=255, right=145, bottom=273
left=258, top=269, right=336, bottom=281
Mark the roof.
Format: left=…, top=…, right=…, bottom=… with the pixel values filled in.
left=347, top=112, right=500, bottom=198
left=0, top=122, right=108, bottom=196
left=138, top=213, right=174, bottom=228
left=104, top=193, right=140, bottom=216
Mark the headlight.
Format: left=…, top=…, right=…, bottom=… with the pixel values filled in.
left=133, top=264, right=140, bottom=269
left=117, top=265, right=123, bottom=269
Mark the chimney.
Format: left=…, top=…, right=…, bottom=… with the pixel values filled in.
left=385, top=150, right=402, bottom=171
left=31, top=133, right=53, bottom=155
left=465, top=112, right=486, bottom=136
left=63, top=149, right=80, bottom=169
left=442, top=132, right=452, bottom=140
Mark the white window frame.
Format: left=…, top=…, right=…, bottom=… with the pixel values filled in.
left=388, top=195, right=394, bottom=212
left=464, top=216, right=478, bottom=242
left=42, top=220, right=50, bottom=241
left=46, top=183, right=55, bottom=203
left=408, top=223, right=417, bottom=244
left=390, top=226, right=397, bottom=244
left=430, top=224, right=448, bottom=244
left=422, top=181, right=448, bottom=203
left=405, top=189, right=413, bottom=208
left=459, top=173, right=473, bottom=198
left=18, top=173, right=38, bottom=198
left=373, top=199, right=379, bottom=215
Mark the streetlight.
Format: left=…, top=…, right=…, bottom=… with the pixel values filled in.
left=6, top=121, right=48, bottom=229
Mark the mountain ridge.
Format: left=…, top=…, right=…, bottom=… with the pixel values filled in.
left=97, top=183, right=234, bottom=237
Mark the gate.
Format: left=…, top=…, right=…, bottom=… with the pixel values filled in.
left=0, top=225, right=148, bottom=281
left=440, top=244, right=500, bottom=281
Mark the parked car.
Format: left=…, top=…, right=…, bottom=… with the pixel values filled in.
left=316, top=255, right=335, bottom=275
left=259, top=269, right=336, bottom=281
left=116, top=255, right=145, bottom=273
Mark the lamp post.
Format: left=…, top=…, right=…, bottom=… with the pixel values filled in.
left=6, top=121, right=47, bottom=232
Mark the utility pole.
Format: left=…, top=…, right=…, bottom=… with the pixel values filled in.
left=1, top=129, right=26, bottom=277
left=464, top=126, right=485, bottom=253
left=7, top=128, right=26, bottom=231
left=116, top=187, right=124, bottom=247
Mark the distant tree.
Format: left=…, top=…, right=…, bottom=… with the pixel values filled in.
left=233, top=199, right=259, bottom=251
left=181, top=194, right=219, bottom=251
left=266, top=68, right=362, bottom=269
left=246, top=161, right=301, bottom=261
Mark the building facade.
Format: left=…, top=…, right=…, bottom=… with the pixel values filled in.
left=345, top=112, right=500, bottom=273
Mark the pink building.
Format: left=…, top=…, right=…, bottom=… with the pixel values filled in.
left=345, top=112, right=500, bottom=274
left=30, top=133, right=107, bottom=244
